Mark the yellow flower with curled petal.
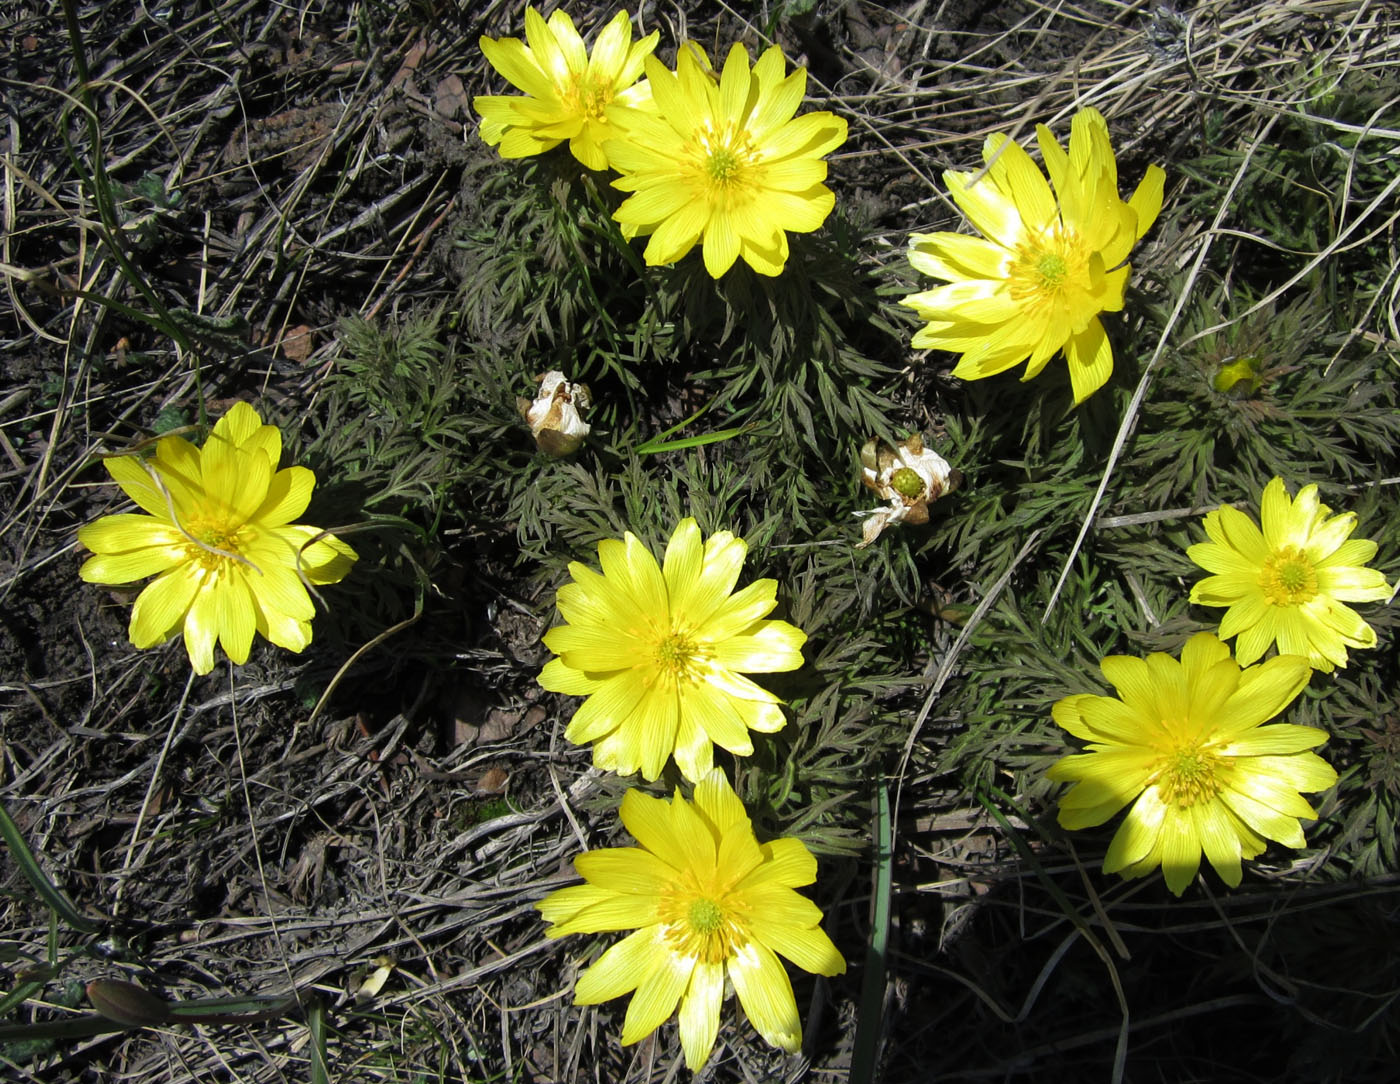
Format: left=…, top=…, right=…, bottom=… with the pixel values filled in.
left=1188, top=476, right=1391, bottom=672
left=902, top=107, right=1165, bottom=403
left=474, top=6, right=659, bottom=171
left=604, top=42, right=848, bottom=277
left=539, top=518, right=807, bottom=782
left=538, top=768, right=845, bottom=1070
left=1049, top=633, right=1336, bottom=896
left=78, top=403, right=357, bottom=675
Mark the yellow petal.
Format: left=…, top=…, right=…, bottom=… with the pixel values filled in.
left=672, top=716, right=715, bottom=782
left=728, top=940, right=801, bottom=1053
left=574, top=927, right=658, bottom=1003
left=640, top=200, right=707, bottom=266
left=538, top=657, right=601, bottom=696
left=480, top=36, right=556, bottom=101
left=740, top=837, right=817, bottom=890
left=908, top=231, right=1009, bottom=282
left=758, top=110, right=846, bottom=162
left=986, top=136, right=1056, bottom=231
left=1099, top=654, right=1157, bottom=714
left=1103, top=786, right=1167, bottom=872
left=620, top=790, right=692, bottom=870
left=212, top=570, right=257, bottom=665
left=693, top=768, right=747, bottom=833
left=711, top=621, right=806, bottom=673
left=179, top=574, right=221, bottom=674
left=564, top=672, right=647, bottom=744
left=129, top=564, right=202, bottom=650
left=1219, top=724, right=1327, bottom=757
left=717, top=43, right=754, bottom=125
left=1128, top=164, right=1166, bottom=238
left=621, top=950, right=694, bottom=1046
left=104, top=454, right=174, bottom=518
left=1193, top=801, right=1243, bottom=888
left=79, top=546, right=184, bottom=585
left=586, top=10, right=635, bottom=84
left=702, top=211, right=741, bottom=278
left=677, top=960, right=724, bottom=1070
left=945, top=160, right=1022, bottom=247
left=539, top=886, right=660, bottom=934
left=1220, top=654, right=1309, bottom=729
left=750, top=67, right=805, bottom=139
left=1158, top=806, right=1204, bottom=896
left=576, top=847, right=676, bottom=896
left=632, top=685, right=681, bottom=781
left=749, top=913, right=845, bottom=976
left=79, top=511, right=183, bottom=557
left=253, top=466, right=314, bottom=527
left=1063, top=316, right=1114, bottom=403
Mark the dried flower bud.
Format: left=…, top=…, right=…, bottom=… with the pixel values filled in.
left=856, top=433, right=960, bottom=548
left=518, top=371, right=591, bottom=456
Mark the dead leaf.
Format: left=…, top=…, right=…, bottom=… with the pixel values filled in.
left=434, top=75, right=468, bottom=119
left=476, top=766, right=509, bottom=794
left=281, top=324, right=314, bottom=363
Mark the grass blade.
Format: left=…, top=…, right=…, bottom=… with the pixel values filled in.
left=849, top=782, right=891, bottom=1084
left=0, top=800, right=99, bottom=934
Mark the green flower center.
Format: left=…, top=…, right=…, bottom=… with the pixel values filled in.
left=694, top=123, right=759, bottom=198
left=688, top=897, right=723, bottom=932
left=707, top=147, right=740, bottom=182
left=1036, top=252, right=1068, bottom=286
left=662, top=887, right=748, bottom=965
left=1260, top=546, right=1318, bottom=606
left=891, top=467, right=925, bottom=500
left=1157, top=743, right=1223, bottom=808
left=654, top=630, right=703, bottom=678
left=1010, top=230, right=1087, bottom=306
left=566, top=74, right=612, bottom=122
left=184, top=515, right=248, bottom=571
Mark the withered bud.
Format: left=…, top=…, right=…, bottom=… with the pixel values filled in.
left=518, top=371, right=591, bottom=457
left=856, top=433, right=960, bottom=548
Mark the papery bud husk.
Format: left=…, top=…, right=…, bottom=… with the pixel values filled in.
left=521, top=371, right=591, bottom=456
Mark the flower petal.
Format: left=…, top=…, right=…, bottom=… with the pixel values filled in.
left=728, top=940, right=801, bottom=1054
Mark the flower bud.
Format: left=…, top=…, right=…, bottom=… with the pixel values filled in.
left=1212, top=356, right=1263, bottom=396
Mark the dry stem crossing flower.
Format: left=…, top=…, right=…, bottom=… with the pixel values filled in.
left=902, top=107, right=1164, bottom=403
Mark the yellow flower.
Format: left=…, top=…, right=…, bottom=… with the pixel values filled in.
left=605, top=42, right=848, bottom=278
left=1048, top=633, right=1336, bottom=896
left=538, top=768, right=845, bottom=1070
left=901, top=107, right=1165, bottom=403
left=1187, top=477, right=1392, bottom=672
left=474, top=6, right=659, bottom=170
left=539, top=518, right=806, bottom=783
left=78, top=403, right=357, bottom=675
